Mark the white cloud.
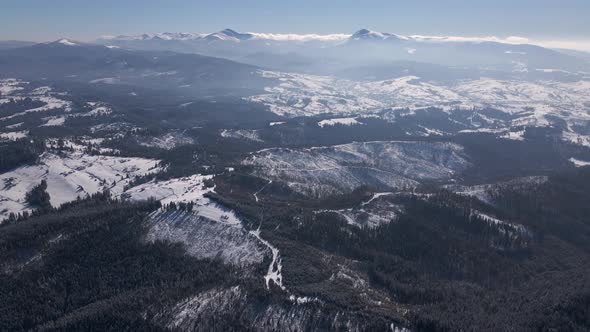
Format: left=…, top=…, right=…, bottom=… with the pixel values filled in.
left=248, top=32, right=350, bottom=42
left=408, top=35, right=530, bottom=44
left=97, top=30, right=590, bottom=53
left=532, top=39, right=590, bottom=52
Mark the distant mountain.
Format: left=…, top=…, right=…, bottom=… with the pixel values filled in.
left=0, top=40, right=36, bottom=50
left=350, top=29, right=406, bottom=42
left=0, top=40, right=273, bottom=95
left=95, top=29, right=590, bottom=81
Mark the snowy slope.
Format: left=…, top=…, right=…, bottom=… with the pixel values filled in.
left=317, top=192, right=401, bottom=228
left=125, top=175, right=283, bottom=279
left=0, top=152, right=160, bottom=220
left=249, top=71, right=590, bottom=119
left=146, top=210, right=266, bottom=267
left=248, top=71, right=590, bottom=146
left=244, top=141, right=470, bottom=197
left=318, top=117, right=363, bottom=128
left=122, top=175, right=242, bottom=226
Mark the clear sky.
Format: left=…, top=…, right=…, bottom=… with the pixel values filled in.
left=2, top=0, right=589, bottom=49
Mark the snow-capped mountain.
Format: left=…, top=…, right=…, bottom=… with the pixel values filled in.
left=96, top=28, right=590, bottom=78
left=350, top=29, right=407, bottom=42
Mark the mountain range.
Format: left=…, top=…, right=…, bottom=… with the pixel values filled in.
left=95, top=28, right=590, bottom=77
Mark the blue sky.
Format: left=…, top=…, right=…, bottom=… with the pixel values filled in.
left=2, top=0, right=589, bottom=48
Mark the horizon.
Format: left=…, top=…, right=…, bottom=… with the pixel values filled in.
left=3, top=0, right=590, bottom=51
left=4, top=27, right=590, bottom=53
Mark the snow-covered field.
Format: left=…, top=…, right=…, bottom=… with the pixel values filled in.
left=244, top=141, right=471, bottom=197
left=0, top=79, right=25, bottom=96
left=0, top=94, right=72, bottom=122
left=0, top=80, right=74, bottom=132
left=0, top=152, right=160, bottom=220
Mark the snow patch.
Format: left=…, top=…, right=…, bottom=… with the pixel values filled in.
left=569, top=157, right=590, bottom=167
left=317, top=117, right=363, bottom=128
left=0, top=131, right=28, bottom=140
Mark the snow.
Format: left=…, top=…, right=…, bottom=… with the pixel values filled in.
left=0, top=152, right=161, bottom=221
left=253, top=180, right=272, bottom=202
left=146, top=210, right=266, bottom=266
left=569, top=157, right=590, bottom=167
left=269, top=121, right=286, bottom=126
left=89, top=77, right=119, bottom=84
left=244, top=141, right=470, bottom=197
left=251, top=71, right=590, bottom=121
left=57, top=39, right=77, bottom=46
left=0, top=79, right=25, bottom=96
left=125, top=175, right=289, bottom=285
left=444, top=176, right=548, bottom=204
left=250, top=228, right=286, bottom=290
left=137, top=131, right=194, bottom=150
left=0, top=131, right=28, bottom=140
left=0, top=95, right=72, bottom=122
left=249, top=32, right=350, bottom=42
left=362, top=192, right=395, bottom=206
left=317, top=117, right=363, bottom=128
left=82, top=106, right=112, bottom=117
left=317, top=192, right=400, bottom=228
left=40, top=116, right=66, bottom=127
left=103, top=30, right=539, bottom=47
left=248, top=70, right=590, bottom=147
left=289, top=295, right=319, bottom=305
left=5, top=122, right=24, bottom=129
left=220, top=129, right=263, bottom=142
left=123, top=175, right=243, bottom=226
left=470, top=210, right=529, bottom=236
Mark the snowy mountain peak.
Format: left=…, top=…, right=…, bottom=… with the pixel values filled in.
left=350, top=29, right=406, bottom=42
left=204, top=29, right=254, bottom=42
left=352, top=29, right=373, bottom=37
left=55, top=39, right=78, bottom=46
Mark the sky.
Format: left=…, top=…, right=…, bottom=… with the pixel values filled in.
left=2, top=0, right=590, bottom=50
